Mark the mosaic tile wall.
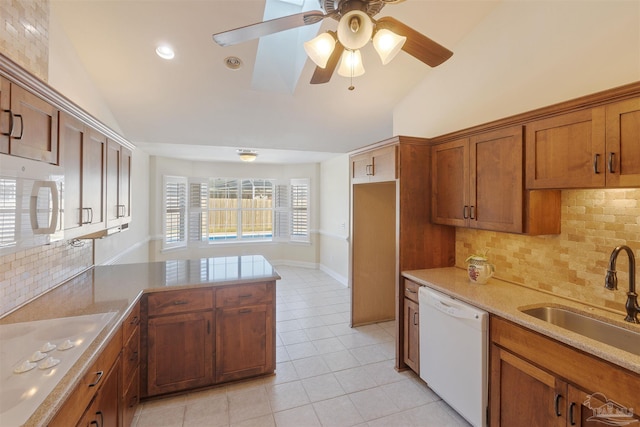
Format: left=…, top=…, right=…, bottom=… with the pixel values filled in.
left=456, top=189, right=640, bottom=312
left=0, top=241, right=93, bottom=315
left=0, top=0, right=49, bottom=81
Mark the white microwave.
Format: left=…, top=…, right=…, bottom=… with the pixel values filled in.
left=0, top=154, right=64, bottom=255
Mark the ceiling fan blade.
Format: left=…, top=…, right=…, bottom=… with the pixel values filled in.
left=376, top=16, right=453, bottom=67
left=310, top=41, right=344, bottom=84
left=213, top=10, right=326, bottom=47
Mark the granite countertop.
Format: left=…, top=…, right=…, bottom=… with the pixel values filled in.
left=403, top=267, right=640, bottom=375
left=1, top=255, right=281, bottom=427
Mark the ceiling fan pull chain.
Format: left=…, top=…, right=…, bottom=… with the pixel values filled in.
left=348, top=50, right=355, bottom=91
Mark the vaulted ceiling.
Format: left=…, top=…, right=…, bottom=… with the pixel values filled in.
left=50, top=0, right=500, bottom=163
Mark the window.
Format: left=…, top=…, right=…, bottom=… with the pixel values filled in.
left=162, top=176, right=309, bottom=246
left=163, top=176, right=187, bottom=249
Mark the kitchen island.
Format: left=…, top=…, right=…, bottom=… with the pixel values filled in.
left=0, top=255, right=280, bottom=427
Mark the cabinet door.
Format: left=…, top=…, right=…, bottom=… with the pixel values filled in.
left=106, top=139, right=121, bottom=228
left=402, top=298, right=419, bottom=374
left=8, top=83, right=59, bottom=164
left=60, top=112, right=84, bottom=232
left=84, top=128, right=107, bottom=227
left=215, top=303, right=274, bottom=383
left=351, top=152, right=372, bottom=184
left=119, top=146, right=132, bottom=222
left=431, top=138, right=468, bottom=226
left=605, top=97, right=640, bottom=187
left=370, top=145, right=397, bottom=182
left=471, top=126, right=523, bottom=233
left=526, top=108, right=606, bottom=189
left=566, top=385, right=639, bottom=427
left=0, top=76, right=9, bottom=153
left=490, top=345, right=565, bottom=427
left=147, top=311, right=214, bottom=396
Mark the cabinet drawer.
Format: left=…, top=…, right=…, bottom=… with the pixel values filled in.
left=122, top=301, right=140, bottom=340
left=49, top=328, right=122, bottom=427
left=123, top=326, right=139, bottom=380
left=404, top=280, right=420, bottom=302
left=123, top=366, right=140, bottom=427
left=147, top=288, right=213, bottom=316
left=216, top=283, right=272, bottom=308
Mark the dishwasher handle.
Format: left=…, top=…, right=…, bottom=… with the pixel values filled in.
left=428, top=292, right=481, bottom=320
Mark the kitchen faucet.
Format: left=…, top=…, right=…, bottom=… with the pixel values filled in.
left=605, top=245, right=640, bottom=323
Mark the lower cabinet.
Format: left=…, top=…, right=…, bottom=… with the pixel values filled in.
left=402, top=280, right=420, bottom=374
left=77, top=357, right=121, bottom=427
left=142, top=282, right=276, bottom=398
left=490, top=316, right=640, bottom=426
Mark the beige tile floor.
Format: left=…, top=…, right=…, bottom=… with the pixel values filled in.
left=132, top=266, right=471, bottom=427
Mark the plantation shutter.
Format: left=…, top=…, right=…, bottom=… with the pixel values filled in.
left=0, top=178, right=17, bottom=248
left=273, top=183, right=290, bottom=241
left=188, top=179, right=208, bottom=243
left=290, top=178, right=310, bottom=242
left=163, top=176, right=187, bottom=249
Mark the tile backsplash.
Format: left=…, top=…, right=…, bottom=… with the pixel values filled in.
left=0, top=0, right=49, bottom=81
left=0, top=241, right=92, bottom=316
left=456, top=189, right=640, bottom=312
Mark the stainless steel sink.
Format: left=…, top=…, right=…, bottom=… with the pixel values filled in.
left=520, top=306, right=640, bottom=356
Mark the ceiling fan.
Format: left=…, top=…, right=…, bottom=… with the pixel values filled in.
left=212, top=0, right=453, bottom=86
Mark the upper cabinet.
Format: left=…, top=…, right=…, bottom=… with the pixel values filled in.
left=432, top=126, right=560, bottom=235
left=60, top=112, right=108, bottom=238
left=106, top=139, right=132, bottom=229
left=526, top=96, right=640, bottom=189
left=0, top=77, right=59, bottom=164
left=351, top=144, right=397, bottom=184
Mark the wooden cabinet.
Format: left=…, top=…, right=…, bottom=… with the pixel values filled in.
left=402, top=280, right=420, bottom=374
left=144, top=288, right=214, bottom=397
left=106, top=139, right=132, bottom=229
left=490, top=316, right=640, bottom=427
left=77, top=357, right=121, bottom=427
left=526, top=98, right=640, bottom=189
left=0, top=75, right=9, bottom=154
left=351, top=144, right=397, bottom=184
left=50, top=328, right=123, bottom=427
left=432, top=126, right=560, bottom=234
left=121, top=303, right=140, bottom=427
left=60, top=112, right=107, bottom=238
left=605, top=97, right=640, bottom=187
left=0, top=80, right=59, bottom=163
left=215, top=283, right=275, bottom=383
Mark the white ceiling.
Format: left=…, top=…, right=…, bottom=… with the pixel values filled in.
left=50, top=0, right=500, bottom=164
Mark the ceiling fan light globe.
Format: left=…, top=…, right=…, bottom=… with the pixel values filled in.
left=304, top=32, right=336, bottom=68
left=373, top=29, right=406, bottom=65
left=337, top=49, right=365, bottom=77
left=337, top=10, right=373, bottom=50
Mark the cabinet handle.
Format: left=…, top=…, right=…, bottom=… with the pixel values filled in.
left=238, top=294, right=253, bottom=298
left=569, top=402, right=576, bottom=425
left=1, top=109, right=13, bottom=136
left=463, top=206, right=469, bottom=219
left=405, top=288, right=417, bottom=294
left=608, top=152, right=615, bottom=173
left=13, top=114, right=23, bottom=139
left=554, top=393, right=562, bottom=417
left=130, top=316, right=139, bottom=326
left=413, top=312, right=418, bottom=326
left=81, top=207, right=92, bottom=224
left=593, top=153, right=600, bottom=174
left=470, top=206, right=476, bottom=220
left=90, top=422, right=99, bottom=427
left=88, top=370, right=104, bottom=387
left=173, top=300, right=189, bottom=305
left=96, top=411, right=104, bottom=427
left=239, top=308, right=252, bottom=314
left=129, top=351, right=138, bottom=362
left=128, top=395, right=138, bottom=407
left=207, top=320, right=210, bottom=334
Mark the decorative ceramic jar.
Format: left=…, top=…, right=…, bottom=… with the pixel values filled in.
left=466, top=255, right=495, bottom=284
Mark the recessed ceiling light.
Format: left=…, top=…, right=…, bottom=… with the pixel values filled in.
left=156, top=45, right=175, bottom=60
left=225, top=56, right=243, bottom=70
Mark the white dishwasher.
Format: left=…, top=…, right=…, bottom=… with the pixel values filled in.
left=419, top=286, right=488, bottom=427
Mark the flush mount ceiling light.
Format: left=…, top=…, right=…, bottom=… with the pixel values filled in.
left=155, top=44, right=175, bottom=60
left=212, top=0, right=453, bottom=88
left=224, top=56, right=243, bottom=70
left=237, top=149, right=258, bottom=162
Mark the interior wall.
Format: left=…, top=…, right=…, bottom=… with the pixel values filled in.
left=148, top=156, right=321, bottom=267
left=393, top=0, right=640, bottom=313
left=318, top=154, right=350, bottom=285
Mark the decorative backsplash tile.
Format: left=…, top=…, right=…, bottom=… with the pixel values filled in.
left=456, top=189, right=640, bottom=312
left=0, top=0, right=49, bottom=81
left=0, top=241, right=93, bottom=316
